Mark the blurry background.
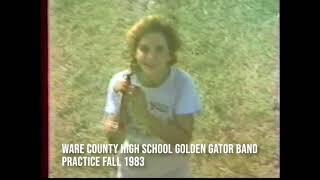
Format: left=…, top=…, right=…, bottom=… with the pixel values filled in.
left=49, top=0, right=279, bottom=177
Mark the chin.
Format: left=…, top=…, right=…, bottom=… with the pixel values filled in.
left=142, top=69, right=156, bottom=76
left=140, top=65, right=154, bottom=73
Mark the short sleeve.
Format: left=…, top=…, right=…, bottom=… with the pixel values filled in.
left=104, top=74, right=122, bottom=115
left=174, top=74, right=202, bottom=115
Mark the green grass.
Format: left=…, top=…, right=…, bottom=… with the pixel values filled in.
left=49, top=0, right=279, bottom=177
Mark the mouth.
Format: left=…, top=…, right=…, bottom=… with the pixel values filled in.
left=142, top=63, right=155, bottom=69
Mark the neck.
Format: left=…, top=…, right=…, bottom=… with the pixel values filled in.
left=138, top=67, right=171, bottom=87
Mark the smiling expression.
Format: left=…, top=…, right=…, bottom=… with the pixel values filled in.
left=135, top=32, right=171, bottom=76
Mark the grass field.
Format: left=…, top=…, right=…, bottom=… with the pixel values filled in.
left=49, top=0, right=279, bottom=177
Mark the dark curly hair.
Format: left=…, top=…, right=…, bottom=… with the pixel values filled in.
left=126, top=15, right=181, bottom=72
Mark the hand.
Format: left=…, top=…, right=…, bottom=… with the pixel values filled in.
left=103, top=115, right=127, bottom=146
left=104, top=117, right=120, bottom=133
left=114, top=80, right=130, bottom=93
left=103, top=115, right=127, bottom=134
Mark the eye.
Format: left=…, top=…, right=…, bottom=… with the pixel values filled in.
left=139, top=45, right=149, bottom=53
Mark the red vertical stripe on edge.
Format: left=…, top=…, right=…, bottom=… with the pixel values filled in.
left=41, top=0, right=48, bottom=178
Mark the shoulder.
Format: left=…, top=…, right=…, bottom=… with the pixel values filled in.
left=173, top=67, right=195, bottom=87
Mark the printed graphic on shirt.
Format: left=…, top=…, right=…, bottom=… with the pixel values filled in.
left=149, top=101, right=169, bottom=113
left=149, top=101, right=172, bottom=122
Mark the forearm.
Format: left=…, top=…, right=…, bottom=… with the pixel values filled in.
left=143, top=111, right=192, bottom=145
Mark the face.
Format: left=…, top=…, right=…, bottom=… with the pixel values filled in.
left=135, top=32, right=171, bottom=77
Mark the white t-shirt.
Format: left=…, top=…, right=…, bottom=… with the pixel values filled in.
left=104, top=67, right=202, bottom=177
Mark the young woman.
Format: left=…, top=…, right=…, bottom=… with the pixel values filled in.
left=103, top=15, right=202, bottom=178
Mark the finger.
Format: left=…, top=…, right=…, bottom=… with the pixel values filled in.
left=127, top=88, right=135, bottom=96
left=120, top=80, right=130, bottom=86
left=106, top=121, right=118, bottom=129
left=107, top=127, right=117, bottom=133
left=118, top=85, right=130, bottom=94
left=106, top=123, right=119, bottom=132
left=124, top=80, right=130, bottom=86
left=121, top=84, right=130, bottom=92
left=111, top=124, right=119, bottom=129
left=109, top=120, right=119, bottom=126
left=126, top=85, right=136, bottom=95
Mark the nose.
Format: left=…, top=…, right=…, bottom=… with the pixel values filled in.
left=146, top=50, right=156, bottom=60
left=147, top=50, right=156, bottom=58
